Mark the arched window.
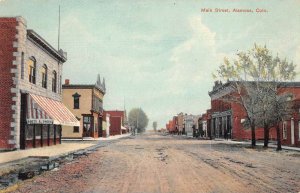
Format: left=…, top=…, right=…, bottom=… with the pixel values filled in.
left=42, top=64, right=47, bottom=88
left=27, top=57, right=36, bottom=84
left=21, top=52, right=24, bottom=79
left=52, top=70, right=57, bottom=92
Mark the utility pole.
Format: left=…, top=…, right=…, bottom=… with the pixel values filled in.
left=58, top=5, right=61, bottom=51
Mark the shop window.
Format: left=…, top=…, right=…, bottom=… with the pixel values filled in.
left=27, top=57, right=36, bottom=84
left=56, top=126, right=60, bottom=137
left=26, top=125, right=34, bottom=140
left=283, top=121, right=287, bottom=139
left=72, top=92, right=81, bottom=109
left=42, top=125, right=48, bottom=138
left=35, top=125, right=42, bottom=139
left=42, top=64, right=48, bottom=88
left=49, top=125, right=54, bottom=139
left=73, top=126, right=79, bottom=133
left=52, top=71, right=57, bottom=93
left=21, top=52, right=24, bottom=79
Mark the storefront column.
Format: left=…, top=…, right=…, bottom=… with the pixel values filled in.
left=59, top=125, right=62, bottom=144
left=291, top=118, right=295, bottom=145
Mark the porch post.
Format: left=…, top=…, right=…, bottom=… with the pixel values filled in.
left=59, top=125, right=62, bottom=144
left=291, top=118, right=295, bottom=145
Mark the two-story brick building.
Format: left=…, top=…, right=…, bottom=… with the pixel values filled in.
left=208, top=81, right=300, bottom=147
left=62, top=75, right=106, bottom=138
left=0, top=17, right=79, bottom=150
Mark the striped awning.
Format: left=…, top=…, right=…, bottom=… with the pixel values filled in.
left=27, top=93, right=80, bottom=126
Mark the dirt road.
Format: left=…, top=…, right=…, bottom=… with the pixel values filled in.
left=11, top=133, right=300, bottom=193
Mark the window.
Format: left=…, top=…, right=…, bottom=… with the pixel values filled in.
left=42, top=64, right=47, bottom=88
left=21, top=52, right=24, bottom=79
left=27, top=57, right=36, bottom=84
left=283, top=121, right=287, bottom=139
left=73, top=126, right=79, bottom=133
left=72, top=92, right=81, bottom=109
left=59, top=75, right=62, bottom=94
left=52, top=71, right=57, bottom=92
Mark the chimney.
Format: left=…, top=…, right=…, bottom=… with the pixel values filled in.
left=65, top=79, right=70, bottom=85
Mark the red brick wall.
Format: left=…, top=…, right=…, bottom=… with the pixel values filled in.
left=25, top=138, right=60, bottom=149
left=210, top=86, right=300, bottom=146
left=0, top=18, right=18, bottom=149
left=109, top=116, right=121, bottom=136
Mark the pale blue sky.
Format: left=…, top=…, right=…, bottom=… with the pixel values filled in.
left=1, top=0, right=299, bottom=129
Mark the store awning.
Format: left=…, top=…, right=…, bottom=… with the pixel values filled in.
left=26, top=93, right=80, bottom=126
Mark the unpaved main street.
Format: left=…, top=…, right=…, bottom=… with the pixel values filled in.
left=11, top=133, right=300, bottom=193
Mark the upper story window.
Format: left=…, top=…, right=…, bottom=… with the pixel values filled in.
left=72, top=92, right=81, bottom=109
left=21, top=52, right=24, bottom=79
left=59, top=75, right=62, bottom=94
left=52, top=71, right=57, bottom=93
left=42, top=64, right=48, bottom=89
left=27, top=57, right=36, bottom=84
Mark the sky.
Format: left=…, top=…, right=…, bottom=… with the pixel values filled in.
left=1, top=0, right=299, bottom=129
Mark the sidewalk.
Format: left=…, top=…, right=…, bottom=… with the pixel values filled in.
left=62, top=133, right=131, bottom=141
left=218, top=139, right=300, bottom=152
left=0, top=134, right=130, bottom=165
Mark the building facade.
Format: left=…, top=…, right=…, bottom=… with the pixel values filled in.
left=177, top=112, right=184, bottom=135
left=0, top=17, right=79, bottom=150
left=184, top=114, right=194, bottom=137
left=104, top=110, right=126, bottom=136
left=62, top=75, right=106, bottom=138
left=208, top=81, right=300, bottom=147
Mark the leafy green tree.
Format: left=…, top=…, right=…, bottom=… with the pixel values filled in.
left=128, top=108, right=149, bottom=133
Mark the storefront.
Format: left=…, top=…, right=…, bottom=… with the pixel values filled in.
left=20, top=93, right=79, bottom=149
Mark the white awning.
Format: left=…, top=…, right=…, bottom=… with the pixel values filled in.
left=27, top=93, right=80, bottom=126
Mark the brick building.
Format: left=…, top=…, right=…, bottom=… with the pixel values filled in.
left=61, top=75, right=106, bottom=138
left=208, top=81, right=300, bottom=147
left=0, top=17, right=79, bottom=150
left=177, top=112, right=184, bottom=135
left=104, top=110, right=127, bottom=136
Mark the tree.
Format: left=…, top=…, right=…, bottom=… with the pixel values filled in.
left=128, top=108, right=149, bottom=133
left=214, top=44, right=296, bottom=148
left=152, top=121, right=157, bottom=132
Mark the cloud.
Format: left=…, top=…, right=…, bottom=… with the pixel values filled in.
left=166, top=15, right=219, bottom=95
